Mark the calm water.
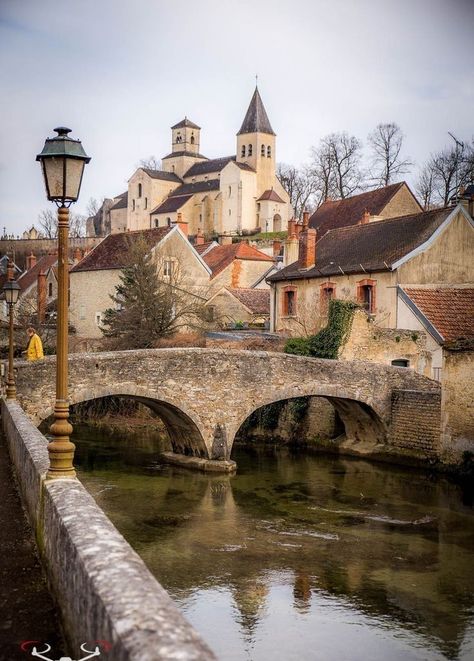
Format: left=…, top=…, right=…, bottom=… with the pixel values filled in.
left=73, top=425, right=474, bottom=661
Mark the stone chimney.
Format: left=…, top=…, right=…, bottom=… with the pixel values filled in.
left=298, top=228, right=317, bottom=270
left=26, top=252, right=37, bottom=270
left=218, top=235, right=233, bottom=245
left=287, top=218, right=296, bottom=237
left=195, top=228, right=205, bottom=245
left=294, top=222, right=302, bottom=238
left=360, top=209, right=370, bottom=224
left=174, top=212, right=188, bottom=237
left=284, top=218, right=299, bottom=266
left=37, top=270, right=46, bottom=324
left=272, top=239, right=282, bottom=257
left=302, top=210, right=310, bottom=230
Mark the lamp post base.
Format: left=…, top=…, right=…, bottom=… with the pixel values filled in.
left=47, top=401, right=76, bottom=479
left=5, top=381, right=16, bottom=400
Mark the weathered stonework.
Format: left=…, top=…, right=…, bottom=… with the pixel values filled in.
left=14, top=348, right=441, bottom=459
left=389, top=389, right=442, bottom=456
left=2, top=400, right=215, bottom=660
left=440, top=347, right=474, bottom=462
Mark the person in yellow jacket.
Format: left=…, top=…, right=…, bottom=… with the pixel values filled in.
left=25, top=327, right=44, bottom=361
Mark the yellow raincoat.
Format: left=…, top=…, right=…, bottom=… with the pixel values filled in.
left=27, top=333, right=44, bottom=361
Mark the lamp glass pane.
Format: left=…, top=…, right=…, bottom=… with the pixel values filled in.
left=65, top=158, right=85, bottom=201
left=4, top=284, right=19, bottom=305
left=43, top=156, right=65, bottom=200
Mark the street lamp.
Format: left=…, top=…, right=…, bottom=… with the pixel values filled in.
left=3, top=275, right=20, bottom=400
left=36, top=127, right=90, bottom=479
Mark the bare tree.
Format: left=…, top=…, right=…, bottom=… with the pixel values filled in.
left=310, top=132, right=364, bottom=201
left=138, top=156, right=161, bottom=170
left=86, top=197, right=101, bottom=217
left=38, top=209, right=57, bottom=238
left=69, top=210, right=87, bottom=238
left=416, top=138, right=474, bottom=209
left=368, top=122, right=412, bottom=187
left=277, top=163, right=319, bottom=219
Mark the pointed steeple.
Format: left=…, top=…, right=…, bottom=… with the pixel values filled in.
left=237, top=87, right=275, bottom=136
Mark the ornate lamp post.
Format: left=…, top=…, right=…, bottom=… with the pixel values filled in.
left=3, top=275, right=20, bottom=400
left=36, top=127, right=90, bottom=479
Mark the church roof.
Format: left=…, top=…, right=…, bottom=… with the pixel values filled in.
left=237, top=87, right=275, bottom=136
left=184, top=156, right=235, bottom=178
left=110, top=191, right=128, bottom=210
left=150, top=194, right=193, bottom=215
left=162, top=151, right=208, bottom=160
left=169, top=179, right=221, bottom=196
left=257, top=189, right=285, bottom=203
left=140, top=168, right=182, bottom=182
left=171, top=118, right=201, bottom=130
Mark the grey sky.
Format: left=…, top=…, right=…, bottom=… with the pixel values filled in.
left=0, top=0, right=472, bottom=234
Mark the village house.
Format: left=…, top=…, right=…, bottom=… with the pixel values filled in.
left=204, top=287, right=270, bottom=328
left=200, top=239, right=275, bottom=292
left=103, top=86, right=291, bottom=238
left=268, top=203, right=474, bottom=379
left=69, top=224, right=212, bottom=341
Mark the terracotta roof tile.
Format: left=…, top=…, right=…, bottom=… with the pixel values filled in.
left=269, top=206, right=453, bottom=282
left=194, top=241, right=216, bottom=255
left=17, top=253, right=58, bottom=293
left=402, top=287, right=474, bottom=342
left=309, top=182, right=420, bottom=236
left=226, top=287, right=270, bottom=314
left=71, top=227, right=172, bottom=272
left=203, top=241, right=273, bottom=278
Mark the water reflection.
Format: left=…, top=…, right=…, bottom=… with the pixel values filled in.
left=73, top=426, right=474, bottom=661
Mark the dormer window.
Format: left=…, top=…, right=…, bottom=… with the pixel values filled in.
left=248, top=144, right=253, bottom=156
left=261, top=145, right=265, bottom=156
left=267, top=146, right=271, bottom=157
left=138, top=183, right=142, bottom=198
left=241, top=145, right=246, bottom=157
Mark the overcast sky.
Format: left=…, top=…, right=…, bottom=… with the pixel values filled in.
left=0, top=0, right=472, bottom=234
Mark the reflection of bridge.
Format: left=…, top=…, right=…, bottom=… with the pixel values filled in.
left=15, top=348, right=441, bottom=462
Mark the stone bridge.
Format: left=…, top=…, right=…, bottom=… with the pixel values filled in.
left=14, top=348, right=441, bottom=463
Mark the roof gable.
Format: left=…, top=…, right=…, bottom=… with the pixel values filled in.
left=203, top=241, right=273, bottom=278
left=17, top=253, right=58, bottom=292
left=184, top=156, right=236, bottom=178
left=171, top=118, right=200, bottom=130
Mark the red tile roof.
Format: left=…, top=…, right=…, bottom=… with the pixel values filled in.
left=17, top=253, right=58, bottom=293
left=309, top=182, right=420, bottom=236
left=402, top=287, right=474, bottom=342
left=257, top=189, right=285, bottom=203
left=71, top=227, right=172, bottom=272
left=194, top=241, right=216, bottom=255
left=226, top=287, right=270, bottom=314
left=203, top=241, right=273, bottom=278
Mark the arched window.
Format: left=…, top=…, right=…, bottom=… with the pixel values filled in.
left=191, top=134, right=195, bottom=144
left=166, top=217, right=171, bottom=226
left=267, top=145, right=271, bottom=157
left=176, top=133, right=182, bottom=143
left=48, top=282, right=53, bottom=297
left=228, top=185, right=232, bottom=198
left=132, top=199, right=135, bottom=211
left=138, top=183, right=142, bottom=198
left=248, top=144, right=253, bottom=156
left=154, top=218, right=159, bottom=228
left=261, top=145, right=265, bottom=156
left=144, top=197, right=148, bottom=210
left=241, top=145, right=246, bottom=157
left=357, top=279, right=377, bottom=313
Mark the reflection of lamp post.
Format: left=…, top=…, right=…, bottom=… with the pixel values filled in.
left=3, top=275, right=20, bottom=400
left=36, top=127, right=90, bottom=479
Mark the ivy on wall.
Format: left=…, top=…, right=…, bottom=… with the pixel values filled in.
left=284, top=299, right=359, bottom=359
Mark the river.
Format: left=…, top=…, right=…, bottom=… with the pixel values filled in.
left=73, top=424, right=474, bottom=661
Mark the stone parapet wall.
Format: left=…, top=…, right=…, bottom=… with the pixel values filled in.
left=389, top=389, right=442, bottom=456
left=1, top=400, right=215, bottom=660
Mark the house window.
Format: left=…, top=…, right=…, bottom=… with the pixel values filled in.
left=283, top=287, right=297, bottom=316
left=241, top=145, right=246, bottom=157
left=248, top=144, right=253, bottom=156
left=166, top=217, right=171, bottom=226
left=95, top=312, right=102, bottom=326
left=432, top=367, right=442, bottom=381
left=48, top=282, right=53, bottom=297
left=79, top=305, right=86, bottom=320
left=267, top=145, right=271, bottom=157
left=392, top=359, right=409, bottom=368
left=144, top=197, right=148, bottom=209
left=261, top=145, right=265, bottom=156
left=320, top=282, right=336, bottom=313
left=164, top=260, right=173, bottom=277
left=154, top=218, right=159, bottom=228
left=357, top=278, right=376, bottom=313
left=138, top=183, right=142, bottom=198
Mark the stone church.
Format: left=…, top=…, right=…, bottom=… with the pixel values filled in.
left=106, top=87, right=291, bottom=238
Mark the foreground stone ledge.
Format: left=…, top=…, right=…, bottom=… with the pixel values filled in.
left=2, top=399, right=216, bottom=661
left=161, top=451, right=237, bottom=473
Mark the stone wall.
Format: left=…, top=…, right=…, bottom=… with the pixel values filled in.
left=389, top=390, right=442, bottom=456
left=440, top=346, right=474, bottom=462
left=340, top=310, right=432, bottom=376
left=2, top=400, right=215, bottom=660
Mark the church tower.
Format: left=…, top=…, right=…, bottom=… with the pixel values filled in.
left=162, top=117, right=207, bottom=178
left=236, top=86, right=276, bottom=193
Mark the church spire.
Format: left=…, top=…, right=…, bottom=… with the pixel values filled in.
left=237, top=86, right=275, bottom=136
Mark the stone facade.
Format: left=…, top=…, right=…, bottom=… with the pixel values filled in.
left=389, top=390, right=442, bottom=456
left=440, top=346, right=474, bottom=461
left=14, top=348, right=441, bottom=462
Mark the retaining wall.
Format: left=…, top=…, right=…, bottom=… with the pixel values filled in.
left=2, top=399, right=215, bottom=661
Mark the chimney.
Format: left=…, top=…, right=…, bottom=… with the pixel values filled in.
left=73, top=247, right=82, bottom=263
left=272, top=239, right=282, bottom=257
left=287, top=218, right=296, bottom=237
left=298, top=228, right=317, bottom=270
left=302, top=210, right=310, bottom=230
left=7, top=259, right=14, bottom=282
left=195, top=228, right=205, bottom=245
left=218, top=234, right=233, bottom=245
left=360, top=209, right=370, bottom=224
left=174, top=212, right=188, bottom=237
left=37, top=270, right=46, bottom=325
left=26, top=252, right=37, bottom=270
